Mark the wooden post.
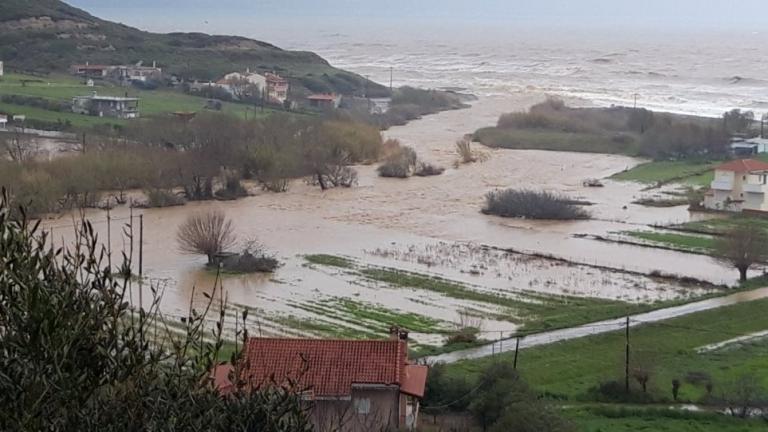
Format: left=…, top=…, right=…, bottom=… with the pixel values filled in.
left=625, top=316, right=631, bottom=394
left=513, top=337, right=520, bottom=370
left=106, top=208, right=112, bottom=270
left=139, top=214, right=143, bottom=278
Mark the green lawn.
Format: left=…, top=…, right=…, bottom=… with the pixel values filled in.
left=566, top=406, right=768, bottom=432
left=613, top=154, right=768, bottom=187
left=624, top=231, right=717, bottom=254
left=0, top=73, right=269, bottom=128
left=445, top=296, right=768, bottom=404
left=611, top=160, right=717, bottom=186
left=680, top=215, right=768, bottom=235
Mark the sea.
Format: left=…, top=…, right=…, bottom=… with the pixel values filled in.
left=262, top=23, right=768, bottom=118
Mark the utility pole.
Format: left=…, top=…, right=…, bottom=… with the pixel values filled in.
left=389, top=66, right=394, bottom=93
left=625, top=316, right=631, bottom=394
left=633, top=93, right=639, bottom=110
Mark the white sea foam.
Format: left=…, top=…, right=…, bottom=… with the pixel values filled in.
left=273, top=26, right=768, bottom=118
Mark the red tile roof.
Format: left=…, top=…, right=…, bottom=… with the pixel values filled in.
left=239, top=337, right=421, bottom=397
left=308, top=94, right=338, bottom=101
left=716, top=159, right=768, bottom=172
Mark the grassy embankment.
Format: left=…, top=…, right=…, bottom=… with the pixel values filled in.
left=623, top=215, right=768, bottom=256
left=442, top=295, right=768, bottom=431
left=0, top=73, right=265, bottom=128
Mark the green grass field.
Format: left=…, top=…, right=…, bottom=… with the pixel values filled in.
left=624, top=231, right=717, bottom=254
left=613, top=154, right=768, bottom=187
left=565, top=406, right=768, bottom=432
left=446, top=297, right=768, bottom=404
left=0, top=73, right=268, bottom=128
left=611, top=160, right=717, bottom=186
left=474, top=127, right=641, bottom=155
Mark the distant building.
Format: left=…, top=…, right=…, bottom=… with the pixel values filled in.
left=72, top=92, right=140, bottom=119
left=0, top=61, right=4, bottom=77
left=0, top=114, right=7, bottom=129
left=110, top=63, right=163, bottom=83
left=70, top=63, right=113, bottom=78
left=730, top=137, right=768, bottom=156
left=704, top=159, right=768, bottom=213
left=307, top=93, right=341, bottom=110
left=213, top=328, right=427, bottom=432
left=263, top=72, right=289, bottom=104
left=219, top=69, right=267, bottom=90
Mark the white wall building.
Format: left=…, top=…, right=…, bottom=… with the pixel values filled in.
left=704, top=159, right=768, bottom=213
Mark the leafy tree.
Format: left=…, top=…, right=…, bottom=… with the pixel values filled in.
left=716, top=223, right=768, bottom=282
left=0, top=194, right=311, bottom=431
left=468, top=363, right=571, bottom=432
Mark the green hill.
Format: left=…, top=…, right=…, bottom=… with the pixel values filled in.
left=0, top=0, right=387, bottom=96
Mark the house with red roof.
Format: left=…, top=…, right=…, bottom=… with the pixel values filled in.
left=704, top=159, right=768, bottom=212
left=263, top=72, right=289, bottom=105
left=307, top=93, right=341, bottom=110
left=214, top=328, right=427, bottom=431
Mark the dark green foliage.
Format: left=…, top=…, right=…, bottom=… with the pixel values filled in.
left=469, top=364, right=574, bottom=432
left=0, top=194, right=312, bottom=431
left=482, top=189, right=591, bottom=220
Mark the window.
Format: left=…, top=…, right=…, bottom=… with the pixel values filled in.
left=353, top=398, right=371, bottom=415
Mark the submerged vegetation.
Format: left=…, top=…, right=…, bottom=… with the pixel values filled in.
left=482, top=189, right=591, bottom=220
left=0, top=112, right=383, bottom=216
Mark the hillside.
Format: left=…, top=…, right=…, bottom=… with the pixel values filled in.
left=0, top=0, right=387, bottom=96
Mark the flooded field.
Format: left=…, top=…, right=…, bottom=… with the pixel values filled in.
left=39, top=94, right=743, bottom=352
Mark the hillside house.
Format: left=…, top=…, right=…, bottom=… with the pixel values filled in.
left=219, top=70, right=267, bottom=89
left=214, top=328, right=428, bottom=431
left=308, top=93, right=342, bottom=110
left=264, top=72, right=289, bottom=104
left=70, top=63, right=113, bottom=78
left=111, top=63, right=163, bottom=83
left=72, top=92, right=140, bottom=119
left=0, top=114, right=7, bottom=129
left=704, top=159, right=768, bottom=212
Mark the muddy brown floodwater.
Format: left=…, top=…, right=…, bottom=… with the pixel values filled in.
left=40, top=94, right=743, bottom=343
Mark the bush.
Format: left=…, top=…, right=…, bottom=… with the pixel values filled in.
left=590, top=380, right=655, bottom=404
left=141, top=188, right=185, bottom=208
left=482, top=189, right=590, bottom=220
left=413, top=162, right=445, bottom=177
left=456, top=138, right=476, bottom=164
left=377, top=145, right=418, bottom=178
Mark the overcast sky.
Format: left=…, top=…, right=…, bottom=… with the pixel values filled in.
left=67, top=0, right=766, bottom=36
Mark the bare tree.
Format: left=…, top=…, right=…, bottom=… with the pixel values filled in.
left=2, top=132, right=38, bottom=162
left=721, top=375, right=765, bottom=418
left=176, top=211, right=237, bottom=264
left=716, top=223, right=768, bottom=282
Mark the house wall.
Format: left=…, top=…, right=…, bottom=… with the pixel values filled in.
left=312, top=388, right=401, bottom=432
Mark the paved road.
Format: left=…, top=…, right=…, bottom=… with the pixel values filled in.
left=425, top=287, right=768, bottom=364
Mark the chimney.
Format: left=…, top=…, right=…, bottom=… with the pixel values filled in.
left=389, top=326, right=409, bottom=341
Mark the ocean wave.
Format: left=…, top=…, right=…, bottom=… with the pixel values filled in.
left=728, top=76, right=768, bottom=85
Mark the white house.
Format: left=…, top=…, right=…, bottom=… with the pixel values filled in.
left=219, top=70, right=267, bottom=90
left=704, top=159, right=768, bottom=213
left=0, top=114, right=7, bottom=129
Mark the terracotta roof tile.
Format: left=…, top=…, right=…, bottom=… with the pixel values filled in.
left=716, top=159, right=768, bottom=172
left=241, top=337, right=412, bottom=397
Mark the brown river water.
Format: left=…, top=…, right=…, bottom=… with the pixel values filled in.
left=39, top=94, right=743, bottom=344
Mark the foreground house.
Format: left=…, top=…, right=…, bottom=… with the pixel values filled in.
left=216, top=328, right=428, bottom=431
left=704, top=159, right=768, bottom=212
left=72, top=92, right=140, bottom=119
